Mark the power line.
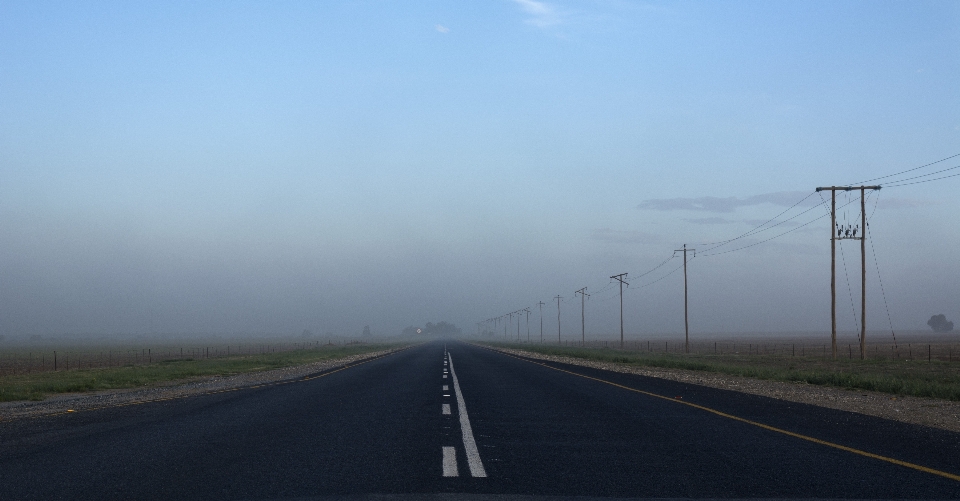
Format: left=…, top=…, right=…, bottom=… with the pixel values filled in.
left=635, top=259, right=688, bottom=289
left=698, top=194, right=867, bottom=257
left=877, top=163, right=960, bottom=185
left=849, top=152, right=960, bottom=185
left=697, top=192, right=818, bottom=249
left=884, top=170, right=960, bottom=188
left=700, top=202, right=824, bottom=253
left=487, top=155, right=954, bottom=342
left=868, top=224, right=899, bottom=353
left=838, top=238, right=860, bottom=339
left=631, top=255, right=677, bottom=280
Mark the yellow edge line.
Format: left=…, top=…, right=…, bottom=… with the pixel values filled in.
left=483, top=344, right=960, bottom=483
left=6, top=346, right=411, bottom=422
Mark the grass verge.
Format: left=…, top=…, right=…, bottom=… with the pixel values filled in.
left=0, top=343, right=404, bottom=403
left=484, top=342, right=960, bottom=401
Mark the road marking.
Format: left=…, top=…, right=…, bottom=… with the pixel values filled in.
left=491, top=348, right=960, bottom=483
left=442, top=404, right=451, bottom=415
left=442, top=446, right=458, bottom=477
left=443, top=385, right=449, bottom=391
left=447, top=354, right=487, bottom=477
left=443, top=374, right=448, bottom=379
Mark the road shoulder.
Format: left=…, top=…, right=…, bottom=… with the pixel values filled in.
left=0, top=347, right=404, bottom=422
left=489, top=345, right=960, bottom=433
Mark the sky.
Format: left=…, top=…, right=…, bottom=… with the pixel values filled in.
left=1, top=0, right=958, bottom=340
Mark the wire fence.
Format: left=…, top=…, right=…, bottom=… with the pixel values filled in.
left=0, top=339, right=368, bottom=377
left=507, top=338, right=960, bottom=362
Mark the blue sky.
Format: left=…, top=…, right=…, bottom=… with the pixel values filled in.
left=1, top=0, right=958, bottom=339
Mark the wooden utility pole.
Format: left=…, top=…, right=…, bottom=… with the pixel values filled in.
left=555, top=296, right=563, bottom=344
left=575, top=287, right=589, bottom=346
left=673, top=244, right=696, bottom=354
left=859, top=188, right=867, bottom=360
left=538, top=301, right=546, bottom=343
left=525, top=308, right=531, bottom=342
left=611, top=273, right=629, bottom=348
left=815, top=185, right=880, bottom=359
left=507, top=311, right=514, bottom=342
left=516, top=310, right=521, bottom=342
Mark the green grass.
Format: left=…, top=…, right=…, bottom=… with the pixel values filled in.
left=484, top=342, right=960, bottom=401
left=0, top=343, right=405, bottom=403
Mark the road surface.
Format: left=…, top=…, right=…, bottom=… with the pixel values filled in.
left=0, top=340, right=958, bottom=499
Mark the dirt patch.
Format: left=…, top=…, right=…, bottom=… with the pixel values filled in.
left=494, top=346, right=960, bottom=434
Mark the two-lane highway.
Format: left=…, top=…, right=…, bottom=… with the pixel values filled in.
left=0, top=340, right=957, bottom=499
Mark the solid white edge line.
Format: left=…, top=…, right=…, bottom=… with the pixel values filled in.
left=447, top=353, right=487, bottom=478
left=442, top=446, right=458, bottom=477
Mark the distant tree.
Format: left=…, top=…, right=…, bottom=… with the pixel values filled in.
left=401, top=326, right=420, bottom=337
left=928, top=314, right=954, bottom=333
left=301, top=329, right=314, bottom=338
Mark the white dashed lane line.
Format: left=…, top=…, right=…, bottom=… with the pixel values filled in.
left=447, top=353, right=487, bottom=478
left=442, top=403, right=451, bottom=415
left=442, top=446, right=458, bottom=477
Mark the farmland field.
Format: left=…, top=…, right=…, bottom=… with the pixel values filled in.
left=481, top=332, right=960, bottom=401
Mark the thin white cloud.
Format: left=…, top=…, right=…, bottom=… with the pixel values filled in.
left=684, top=217, right=735, bottom=225
left=638, top=191, right=819, bottom=213
left=591, top=228, right=659, bottom=244
left=512, top=0, right=562, bottom=27
left=435, top=24, right=450, bottom=33
left=877, top=197, right=931, bottom=209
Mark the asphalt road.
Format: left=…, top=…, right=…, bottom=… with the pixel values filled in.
left=1, top=340, right=958, bottom=500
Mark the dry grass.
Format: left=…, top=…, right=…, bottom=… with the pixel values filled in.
left=0, top=343, right=402, bottom=402
left=486, top=341, right=960, bottom=401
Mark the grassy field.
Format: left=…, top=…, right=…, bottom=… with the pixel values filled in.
left=484, top=341, right=960, bottom=401
left=0, top=343, right=404, bottom=403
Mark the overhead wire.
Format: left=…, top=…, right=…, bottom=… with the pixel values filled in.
left=630, top=254, right=676, bottom=280
left=884, top=170, right=960, bottom=188
left=848, top=152, right=960, bottom=185
left=865, top=194, right=899, bottom=351
left=838, top=239, right=861, bottom=341
left=490, top=154, right=960, bottom=329
left=696, top=194, right=862, bottom=257
left=877, top=163, right=960, bottom=185
left=634, top=258, right=690, bottom=289
left=695, top=192, right=819, bottom=251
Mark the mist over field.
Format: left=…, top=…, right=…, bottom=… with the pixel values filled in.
left=1, top=1, right=958, bottom=344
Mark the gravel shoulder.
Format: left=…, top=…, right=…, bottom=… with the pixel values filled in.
left=0, top=347, right=402, bottom=422
left=492, top=346, right=960, bottom=434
